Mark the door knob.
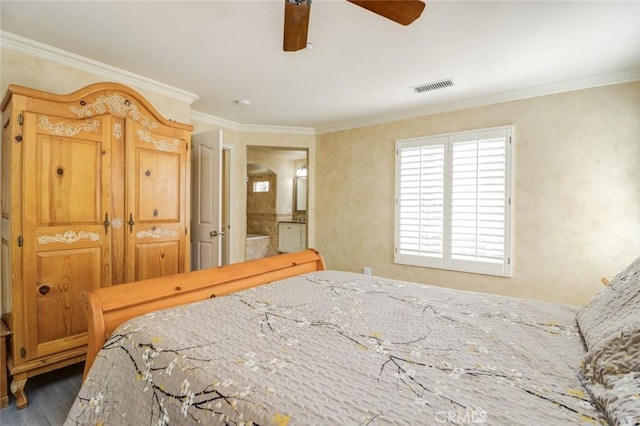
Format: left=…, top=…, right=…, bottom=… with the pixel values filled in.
left=210, top=230, right=219, bottom=237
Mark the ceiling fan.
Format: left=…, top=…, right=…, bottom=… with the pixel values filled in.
left=283, top=0, right=426, bottom=51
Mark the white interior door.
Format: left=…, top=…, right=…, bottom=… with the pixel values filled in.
left=191, top=130, right=222, bottom=270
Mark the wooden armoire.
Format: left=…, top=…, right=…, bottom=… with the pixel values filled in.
left=1, top=82, right=192, bottom=408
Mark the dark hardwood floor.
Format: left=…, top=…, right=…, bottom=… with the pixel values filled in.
left=0, top=363, right=83, bottom=425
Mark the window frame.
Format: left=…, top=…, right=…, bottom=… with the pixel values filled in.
left=394, top=126, right=514, bottom=277
left=252, top=181, right=270, bottom=193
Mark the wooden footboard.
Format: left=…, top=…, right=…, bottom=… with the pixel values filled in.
left=81, top=249, right=326, bottom=379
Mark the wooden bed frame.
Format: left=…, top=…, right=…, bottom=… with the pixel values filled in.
left=81, top=249, right=326, bottom=379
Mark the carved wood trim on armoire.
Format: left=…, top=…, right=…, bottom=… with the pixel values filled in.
left=0, top=82, right=193, bottom=408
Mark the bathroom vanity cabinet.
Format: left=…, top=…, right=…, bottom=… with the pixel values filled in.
left=278, top=222, right=306, bottom=253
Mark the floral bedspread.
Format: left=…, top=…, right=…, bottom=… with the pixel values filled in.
left=65, top=271, right=604, bottom=425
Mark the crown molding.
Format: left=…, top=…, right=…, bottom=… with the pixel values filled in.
left=189, top=68, right=640, bottom=135
left=191, top=110, right=241, bottom=131
left=238, top=122, right=315, bottom=136
left=2, top=30, right=311, bottom=135
left=191, top=110, right=316, bottom=135
left=1, top=31, right=200, bottom=105
left=5, top=30, right=636, bottom=135
left=314, top=68, right=640, bottom=134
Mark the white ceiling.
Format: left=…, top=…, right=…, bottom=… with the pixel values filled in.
left=1, top=1, right=639, bottom=132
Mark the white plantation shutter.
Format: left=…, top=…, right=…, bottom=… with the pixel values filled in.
left=396, top=138, right=446, bottom=268
left=395, top=127, right=512, bottom=276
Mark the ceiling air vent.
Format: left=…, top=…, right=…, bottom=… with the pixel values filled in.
left=412, top=78, right=454, bottom=94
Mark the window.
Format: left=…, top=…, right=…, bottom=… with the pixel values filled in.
left=394, top=126, right=513, bottom=276
left=252, top=181, right=270, bottom=192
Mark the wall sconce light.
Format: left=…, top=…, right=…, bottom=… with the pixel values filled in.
left=295, top=165, right=308, bottom=178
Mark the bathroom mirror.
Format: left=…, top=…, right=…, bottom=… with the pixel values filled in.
left=294, top=177, right=307, bottom=213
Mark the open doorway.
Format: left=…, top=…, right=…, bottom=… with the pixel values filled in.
left=246, top=146, right=308, bottom=260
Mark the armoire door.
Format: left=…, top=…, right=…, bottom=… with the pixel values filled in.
left=125, top=118, right=188, bottom=281
left=21, top=112, right=112, bottom=360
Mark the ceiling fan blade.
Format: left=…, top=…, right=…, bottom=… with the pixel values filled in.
left=283, top=0, right=311, bottom=52
left=346, top=0, right=425, bottom=26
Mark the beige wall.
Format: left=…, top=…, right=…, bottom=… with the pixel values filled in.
left=4, top=44, right=638, bottom=305
left=315, top=82, right=640, bottom=305
left=246, top=173, right=279, bottom=258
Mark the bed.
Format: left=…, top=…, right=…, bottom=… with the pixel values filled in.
left=65, top=249, right=639, bottom=425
